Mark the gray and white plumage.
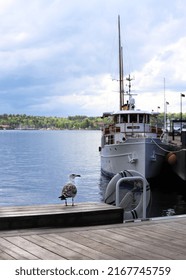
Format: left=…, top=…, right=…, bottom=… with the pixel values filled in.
left=58, top=174, right=81, bottom=206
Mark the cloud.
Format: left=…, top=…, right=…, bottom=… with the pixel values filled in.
left=0, top=0, right=186, bottom=116
left=131, top=35, right=186, bottom=113
left=26, top=73, right=118, bottom=116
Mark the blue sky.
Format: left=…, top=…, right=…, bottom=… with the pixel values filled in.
left=0, top=0, right=186, bottom=116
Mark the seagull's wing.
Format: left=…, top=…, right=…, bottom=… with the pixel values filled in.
left=62, top=183, right=77, bottom=198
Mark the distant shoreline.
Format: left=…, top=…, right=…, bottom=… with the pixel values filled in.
left=0, top=127, right=100, bottom=131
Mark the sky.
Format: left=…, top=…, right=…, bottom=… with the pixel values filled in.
left=0, top=0, right=186, bottom=117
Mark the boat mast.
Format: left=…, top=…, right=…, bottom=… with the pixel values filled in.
left=118, top=15, right=124, bottom=110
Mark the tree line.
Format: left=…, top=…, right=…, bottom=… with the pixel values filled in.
left=0, top=114, right=104, bottom=130
left=0, top=113, right=185, bottom=130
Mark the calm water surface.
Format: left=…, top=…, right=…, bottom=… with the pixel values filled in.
left=0, top=130, right=101, bottom=206
left=0, top=129, right=186, bottom=218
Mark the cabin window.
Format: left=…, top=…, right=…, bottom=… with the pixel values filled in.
left=114, top=115, right=120, bottom=123
left=121, top=115, right=128, bottom=123
left=130, top=114, right=137, bottom=123
left=139, top=114, right=144, bottom=123
left=146, top=114, right=150, bottom=123
left=127, top=126, right=140, bottom=129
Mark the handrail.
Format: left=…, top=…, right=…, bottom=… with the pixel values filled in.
left=115, top=176, right=147, bottom=219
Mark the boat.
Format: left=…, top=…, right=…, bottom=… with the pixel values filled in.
left=99, top=15, right=171, bottom=180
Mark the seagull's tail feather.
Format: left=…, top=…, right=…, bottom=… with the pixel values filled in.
left=58, top=195, right=66, bottom=200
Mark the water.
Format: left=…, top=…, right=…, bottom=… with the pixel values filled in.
left=0, top=129, right=186, bottom=218
left=0, top=130, right=101, bottom=206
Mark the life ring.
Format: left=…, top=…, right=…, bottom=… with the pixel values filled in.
left=104, top=170, right=151, bottom=220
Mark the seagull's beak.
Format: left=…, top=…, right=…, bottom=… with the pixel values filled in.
left=76, top=174, right=81, bottom=177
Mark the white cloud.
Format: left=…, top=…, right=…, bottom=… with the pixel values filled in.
left=0, top=0, right=14, bottom=13
left=27, top=73, right=119, bottom=116
left=131, top=35, right=186, bottom=113
left=0, top=0, right=186, bottom=116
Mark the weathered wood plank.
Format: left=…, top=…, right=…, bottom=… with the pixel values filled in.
left=77, top=228, right=165, bottom=260
left=58, top=231, right=140, bottom=260
left=0, top=214, right=185, bottom=260
left=0, top=203, right=118, bottom=216
left=0, top=203, right=123, bottom=230
left=26, top=234, right=113, bottom=259
left=23, top=235, right=93, bottom=260
left=4, top=236, right=65, bottom=260
left=89, top=228, right=179, bottom=259
left=107, top=227, right=186, bottom=258
left=0, top=237, right=39, bottom=260
left=139, top=223, right=186, bottom=240
left=40, top=234, right=95, bottom=260
left=0, top=251, right=15, bottom=260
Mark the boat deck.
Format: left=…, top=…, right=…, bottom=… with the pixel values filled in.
left=0, top=203, right=186, bottom=260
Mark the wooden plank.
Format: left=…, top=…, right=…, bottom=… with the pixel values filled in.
left=0, top=203, right=117, bottom=216
left=107, top=226, right=186, bottom=258
left=0, top=215, right=185, bottom=260
left=102, top=228, right=186, bottom=259
left=24, top=235, right=92, bottom=260
left=0, top=237, right=39, bottom=260
left=4, top=236, right=65, bottom=260
left=139, top=223, right=186, bottom=240
left=0, top=203, right=123, bottom=230
left=0, top=251, right=15, bottom=260
left=77, top=228, right=165, bottom=260
left=40, top=233, right=97, bottom=260
left=57, top=231, right=140, bottom=260
left=47, top=232, right=122, bottom=259
left=26, top=234, right=113, bottom=260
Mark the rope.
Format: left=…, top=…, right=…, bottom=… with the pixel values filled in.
left=150, top=137, right=186, bottom=154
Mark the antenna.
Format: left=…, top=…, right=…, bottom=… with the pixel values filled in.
left=126, top=74, right=134, bottom=95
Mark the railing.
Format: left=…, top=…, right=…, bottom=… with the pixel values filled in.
left=115, top=176, right=147, bottom=220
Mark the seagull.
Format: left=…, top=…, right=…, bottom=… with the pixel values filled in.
left=58, top=174, right=81, bottom=206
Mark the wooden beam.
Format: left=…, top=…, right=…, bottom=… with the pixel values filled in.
left=0, top=203, right=123, bottom=230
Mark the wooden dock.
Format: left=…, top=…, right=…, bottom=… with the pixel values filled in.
left=0, top=203, right=123, bottom=230
left=0, top=203, right=186, bottom=260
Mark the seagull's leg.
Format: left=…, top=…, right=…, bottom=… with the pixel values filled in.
left=65, top=199, right=67, bottom=206
left=72, top=197, right=74, bottom=206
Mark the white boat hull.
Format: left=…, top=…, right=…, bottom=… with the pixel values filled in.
left=100, top=138, right=168, bottom=179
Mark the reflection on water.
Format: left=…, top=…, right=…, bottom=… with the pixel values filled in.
left=162, top=208, right=176, bottom=216
left=0, top=130, right=102, bottom=206
left=149, top=163, right=186, bottom=218
left=98, top=175, right=109, bottom=202
left=98, top=164, right=186, bottom=219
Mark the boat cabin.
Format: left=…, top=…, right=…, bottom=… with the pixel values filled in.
left=101, top=110, right=162, bottom=145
